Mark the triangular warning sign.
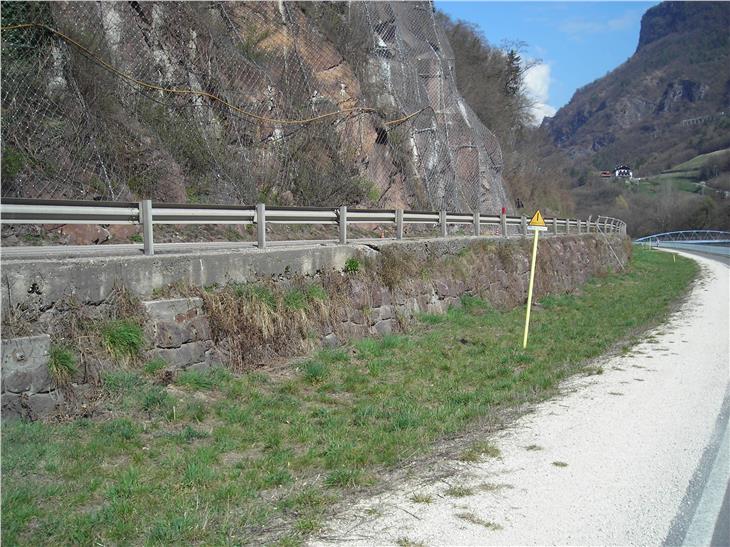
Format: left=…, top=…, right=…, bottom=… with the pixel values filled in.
left=528, top=210, right=546, bottom=227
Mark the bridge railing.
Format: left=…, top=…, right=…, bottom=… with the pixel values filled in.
left=634, top=230, right=730, bottom=245
left=0, top=198, right=627, bottom=256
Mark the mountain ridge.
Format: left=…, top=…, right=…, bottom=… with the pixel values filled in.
left=542, top=1, right=730, bottom=176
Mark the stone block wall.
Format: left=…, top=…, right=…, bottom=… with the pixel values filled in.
left=1, top=335, right=62, bottom=420
left=143, top=298, right=215, bottom=370
left=1, top=234, right=630, bottom=420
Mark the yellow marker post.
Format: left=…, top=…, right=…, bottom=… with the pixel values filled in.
left=523, top=210, right=547, bottom=348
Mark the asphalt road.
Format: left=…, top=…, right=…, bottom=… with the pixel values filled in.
left=663, top=250, right=730, bottom=547
left=0, top=238, right=355, bottom=261
left=0, top=234, right=519, bottom=261
left=311, top=249, right=730, bottom=546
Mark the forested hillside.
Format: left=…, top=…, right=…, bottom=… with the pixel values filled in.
left=543, top=1, right=730, bottom=176
left=540, top=1, right=730, bottom=235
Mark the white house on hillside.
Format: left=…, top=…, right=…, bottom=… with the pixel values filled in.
left=614, top=165, right=633, bottom=178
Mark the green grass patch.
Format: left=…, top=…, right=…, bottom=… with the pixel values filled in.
left=344, top=257, right=360, bottom=274
left=1, top=248, right=696, bottom=545
left=143, top=358, right=166, bottom=375
left=47, top=346, right=77, bottom=386
left=234, top=283, right=276, bottom=309
left=306, top=284, right=328, bottom=302
left=102, top=370, right=141, bottom=395
left=102, top=320, right=144, bottom=365
left=284, top=289, right=308, bottom=311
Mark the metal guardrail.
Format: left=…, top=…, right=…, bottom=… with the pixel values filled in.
left=634, top=230, right=730, bottom=245
left=648, top=242, right=730, bottom=257
left=0, top=198, right=627, bottom=256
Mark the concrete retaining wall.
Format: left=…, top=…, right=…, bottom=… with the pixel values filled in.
left=1, top=243, right=363, bottom=320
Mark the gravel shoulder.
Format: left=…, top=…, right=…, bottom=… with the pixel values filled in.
left=311, top=250, right=729, bottom=546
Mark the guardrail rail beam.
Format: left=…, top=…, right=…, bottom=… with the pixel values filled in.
left=0, top=198, right=627, bottom=250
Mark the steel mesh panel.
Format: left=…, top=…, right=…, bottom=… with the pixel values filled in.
left=1, top=1, right=508, bottom=213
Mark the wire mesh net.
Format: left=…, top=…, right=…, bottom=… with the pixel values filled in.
left=1, top=1, right=508, bottom=213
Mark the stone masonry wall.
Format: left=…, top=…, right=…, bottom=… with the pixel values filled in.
left=1, top=235, right=630, bottom=419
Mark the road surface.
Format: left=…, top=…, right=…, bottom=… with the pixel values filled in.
left=0, top=233, right=508, bottom=261
left=0, top=238, right=369, bottom=261
left=312, top=250, right=729, bottom=546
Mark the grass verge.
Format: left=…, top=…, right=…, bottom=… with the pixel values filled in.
left=1, top=248, right=696, bottom=545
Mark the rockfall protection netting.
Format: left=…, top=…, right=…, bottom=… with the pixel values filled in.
left=1, top=1, right=509, bottom=213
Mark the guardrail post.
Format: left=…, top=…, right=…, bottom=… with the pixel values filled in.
left=473, top=211, right=480, bottom=237
left=338, top=205, right=347, bottom=244
left=500, top=208, right=507, bottom=238
left=587, top=215, right=592, bottom=233
left=395, top=209, right=404, bottom=240
left=139, top=199, right=154, bottom=256
left=256, top=203, right=266, bottom=250
left=577, top=219, right=582, bottom=234
left=521, top=215, right=527, bottom=237
left=440, top=210, right=447, bottom=237
left=552, top=217, right=558, bottom=236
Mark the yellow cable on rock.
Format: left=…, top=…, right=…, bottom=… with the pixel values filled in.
left=1, top=22, right=428, bottom=127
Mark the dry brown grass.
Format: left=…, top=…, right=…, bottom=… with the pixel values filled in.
left=201, top=276, right=349, bottom=372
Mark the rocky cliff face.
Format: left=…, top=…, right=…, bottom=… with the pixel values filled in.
left=0, top=1, right=509, bottom=213
left=542, top=1, right=730, bottom=174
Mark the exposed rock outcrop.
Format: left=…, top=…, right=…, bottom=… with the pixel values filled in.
left=1, top=1, right=509, bottom=213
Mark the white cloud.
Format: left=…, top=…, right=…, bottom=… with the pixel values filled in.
left=558, top=10, right=642, bottom=41
left=523, top=62, right=557, bottom=125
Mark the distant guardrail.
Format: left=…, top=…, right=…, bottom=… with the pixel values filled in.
left=0, top=198, right=627, bottom=256
left=633, top=230, right=730, bottom=245
left=634, top=230, right=730, bottom=258
left=650, top=242, right=730, bottom=257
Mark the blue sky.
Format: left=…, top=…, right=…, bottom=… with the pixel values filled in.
left=437, top=1, right=658, bottom=122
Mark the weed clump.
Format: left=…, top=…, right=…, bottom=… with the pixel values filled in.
left=302, top=361, right=328, bottom=384
left=324, top=468, right=365, bottom=488
left=458, top=440, right=500, bottom=462
left=143, top=358, right=166, bottom=375
left=444, top=485, right=474, bottom=498
left=47, top=346, right=77, bottom=386
left=344, top=257, right=360, bottom=274
left=455, top=512, right=502, bottom=530
left=409, top=493, right=433, bottom=504
left=284, top=289, right=308, bottom=311
left=102, top=320, right=144, bottom=366
left=306, top=284, right=328, bottom=302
